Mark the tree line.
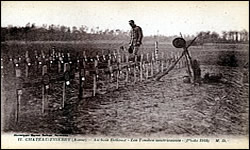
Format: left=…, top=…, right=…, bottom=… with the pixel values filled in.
left=1, top=23, right=249, bottom=44
left=194, top=30, right=249, bottom=44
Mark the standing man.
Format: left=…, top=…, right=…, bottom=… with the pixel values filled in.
left=128, top=20, right=143, bottom=59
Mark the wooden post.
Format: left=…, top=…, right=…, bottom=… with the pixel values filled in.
left=96, top=54, right=100, bottom=62
left=14, top=62, right=23, bottom=124
left=113, top=52, right=116, bottom=63
left=79, top=67, right=85, bottom=99
left=146, top=53, right=149, bottom=63
left=146, top=53, right=149, bottom=80
left=1, top=58, right=3, bottom=78
left=38, top=56, right=42, bottom=75
left=41, top=50, right=45, bottom=59
left=160, top=52, right=163, bottom=72
left=134, top=64, right=137, bottom=83
left=35, top=50, right=38, bottom=59
left=93, top=59, right=98, bottom=96
left=151, top=52, right=154, bottom=77
left=42, top=83, right=45, bottom=113
left=155, top=42, right=160, bottom=73
left=62, top=63, right=69, bottom=108
left=125, top=55, right=129, bottom=83
left=134, top=56, right=137, bottom=83
left=95, top=56, right=99, bottom=78
left=93, top=74, right=97, bottom=97
left=93, top=59, right=97, bottom=97
left=155, top=41, right=159, bottom=61
left=25, top=50, right=29, bottom=59
left=140, top=54, right=143, bottom=82
left=16, top=89, right=22, bottom=123
left=108, top=59, right=111, bottom=82
left=25, top=58, right=31, bottom=77
left=62, top=81, right=65, bottom=108
left=101, top=49, right=104, bottom=56
left=58, top=60, right=61, bottom=73
left=42, top=65, right=48, bottom=113
left=79, top=56, right=86, bottom=98
left=25, top=50, right=29, bottom=76
left=116, top=69, right=119, bottom=89
left=15, top=89, right=21, bottom=124
left=49, top=55, right=53, bottom=72
left=102, top=54, right=106, bottom=61
left=116, top=53, right=121, bottom=89
left=108, top=53, right=113, bottom=82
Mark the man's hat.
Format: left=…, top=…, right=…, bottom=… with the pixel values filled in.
left=129, top=20, right=134, bottom=24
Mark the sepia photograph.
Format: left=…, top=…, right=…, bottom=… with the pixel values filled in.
left=1, top=1, right=249, bottom=149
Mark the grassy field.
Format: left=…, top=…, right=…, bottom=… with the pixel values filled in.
left=1, top=41, right=249, bottom=136
left=1, top=40, right=248, bottom=65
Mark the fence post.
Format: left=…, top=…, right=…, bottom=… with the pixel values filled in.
left=140, top=54, right=143, bottom=82
left=41, top=50, right=45, bottom=59
left=93, top=59, right=98, bottom=96
left=62, top=63, right=69, bottom=108
left=109, top=53, right=113, bottom=81
left=93, top=73, right=97, bottom=97
left=155, top=41, right=159, bottom=60
left=113, top=51, right=117, bottom=63
left=134, top=56, right=137, bottom=83
left=155, top=41, right=160, bottom=73
left=42, top=65, right=48, bottom=113
left=1, top=58, right=3, bottom=78
left=125, top=55, right=129, bottom=83
left=161, top=52, right=164, bottom=72
left=25, top=51, right=29, bottom=77
left=151, top=52, right=154, bottom=77
left=79, top=67, right=85, bottom=99
left=15, top=65, right=22, bottom=124
left=25, top=57, right=31, bottom=77
left=116, top=68, right=119, bottom=89
left=35, top=50, right=38, bottom=59
left=49, top=55, right=53, bottom=72
left=146, top=53, right=149, bottom=80
left=116, top=53, right=121, bottom=89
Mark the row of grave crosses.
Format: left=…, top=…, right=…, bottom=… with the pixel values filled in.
left=10, top=49, right=121, bottom=64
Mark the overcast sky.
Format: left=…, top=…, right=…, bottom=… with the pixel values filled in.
left=1, top=1, right=249, bottom=36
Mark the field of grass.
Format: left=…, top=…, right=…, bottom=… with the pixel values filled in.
left=1, top=41, right=249, bottom=137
